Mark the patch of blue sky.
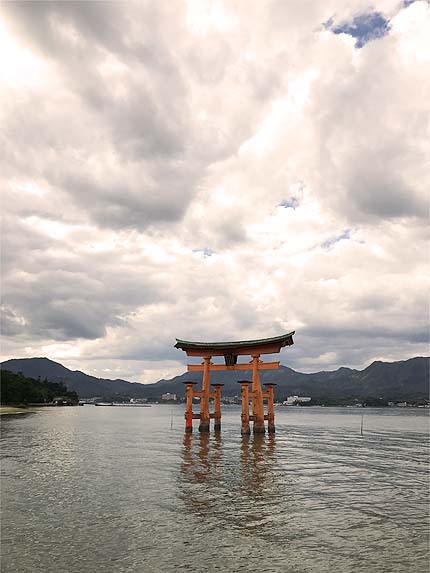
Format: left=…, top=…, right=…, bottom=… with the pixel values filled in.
left=321, top=229, right=351, bottom=250
left=279, top=197, right=299, bottom=209
left=192, top=247, right=214, bottom=257
left=328, top=12, right=390, bottom=48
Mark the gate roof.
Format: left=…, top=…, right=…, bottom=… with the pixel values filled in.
left=175, top=332, right=294, bottom=357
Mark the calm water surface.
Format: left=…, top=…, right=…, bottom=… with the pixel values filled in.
left=1, top=406, right=429, bottom=572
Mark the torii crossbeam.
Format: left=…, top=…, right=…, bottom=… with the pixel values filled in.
left=174, top=332, right=295, bottom=434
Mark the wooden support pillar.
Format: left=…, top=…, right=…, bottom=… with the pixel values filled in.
left=212, top=383, right=223, bottom=431
left=183, top=381, right=197, bottom=433
left=238, top=381, right=251, bottom=435
left=199, top=356, right=211, bottom=432
left=265, top=383, right=277, bottom=434
left=251, top=355, right=265, bottom=434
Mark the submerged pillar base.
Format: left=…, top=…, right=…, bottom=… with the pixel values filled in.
left=198, top=423, right=210, bottom=432
left=268, top=425, right=275, bottom=434
left=241, top=425, right=251, bottom=435
left=253, top=424, right=266, bottom=434
left=214, top=423, right=221, bottom=431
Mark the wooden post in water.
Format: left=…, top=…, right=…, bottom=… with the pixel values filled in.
left=251, top=355, right=265, bottom=434
left=199, top=356, right=211, bottom=432
left=212, top=383, right=223, bottom=431
left=183, top=381, right=197, bottom=433
left=238, top=381, right=251, bottom=435
left=265, top=383, right=276, bottom=433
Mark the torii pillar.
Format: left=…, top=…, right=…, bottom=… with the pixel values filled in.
left=199, top=356, right=211, bottom=432
left=251, top=355, right=265, bottom=433
left=238, top=381, right=251, bottom=435
left=264, top=383, right=276, bottom=433
left=239, top=380, right=277, bottom=434
left=212, top=383, right=224, bottom=431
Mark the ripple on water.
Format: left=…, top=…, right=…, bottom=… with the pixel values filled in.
left=1, top=406, right=428, bottom=573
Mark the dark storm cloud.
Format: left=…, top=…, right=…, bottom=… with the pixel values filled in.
left=2, top=243, right=174, bottom=341
left=347, top=167, right=426, bottom=220
left=60, top=165, right=196, bottom=231
left=2, top=1, right=126, bottom=58
left=32, top=301, right=110, bottom=340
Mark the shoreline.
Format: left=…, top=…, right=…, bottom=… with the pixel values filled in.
left=0, top=406, right=33, bottom=416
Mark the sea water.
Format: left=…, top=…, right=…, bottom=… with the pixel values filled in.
left=1, top=406, right=428, bottom=572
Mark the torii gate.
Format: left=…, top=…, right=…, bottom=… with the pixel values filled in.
left=174, top=332, right=295, bottom=434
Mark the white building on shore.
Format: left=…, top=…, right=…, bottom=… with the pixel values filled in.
left=284, top=395, right=312, bottom=405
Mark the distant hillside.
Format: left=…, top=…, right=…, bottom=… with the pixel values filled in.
left=142, top=357, right=429, bottom=403
left=0, top=357, right=147, bottom=399
left=1, top=356, right=428, bottom=403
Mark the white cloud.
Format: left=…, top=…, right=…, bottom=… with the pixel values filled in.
left=1, top=0, right=428, bottom=381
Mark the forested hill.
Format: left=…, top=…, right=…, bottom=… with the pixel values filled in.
left=0, top=370, right=78, bottom=405
left=1, top=356, right=428, bottom=403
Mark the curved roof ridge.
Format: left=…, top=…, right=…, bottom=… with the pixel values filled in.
left=175, top=331, right=295, bottom=350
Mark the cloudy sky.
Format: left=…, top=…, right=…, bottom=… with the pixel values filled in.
left=1, top=0, right=428, bottom=383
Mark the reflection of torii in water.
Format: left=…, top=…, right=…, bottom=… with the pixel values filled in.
left=175, top=332, right=295, bottom=434
left=179, top=433, right=224, bottom=516
left=181, top=433, right=222, bottom=485
left=179, top=433, right=279, bottom=536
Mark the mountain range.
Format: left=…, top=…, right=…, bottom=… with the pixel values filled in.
left=1, top=356, right=428, bottom=403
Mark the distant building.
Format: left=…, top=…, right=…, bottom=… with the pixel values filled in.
left=284, top=395, right=312, bottom=405
left=85, top=397, right=103, bottom=404
left=53, top=396, right=76, bottom=406
left=161, top=393, right=177, bottom=401
left=221, top=396, right=241, bottom=405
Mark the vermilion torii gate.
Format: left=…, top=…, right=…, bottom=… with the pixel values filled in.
left=174, top=332, right=295, bottom=434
